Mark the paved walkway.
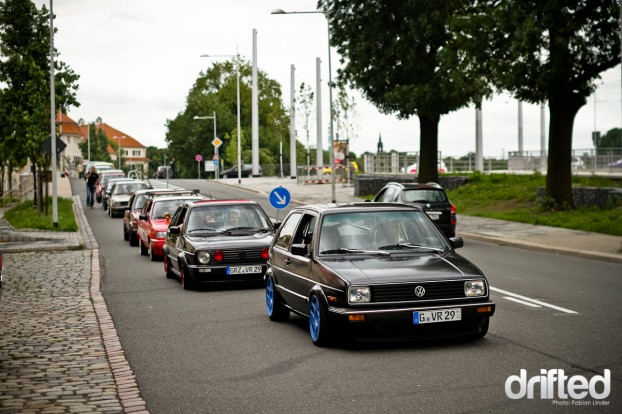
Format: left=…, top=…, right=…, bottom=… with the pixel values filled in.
left=0, top=172, right=620, bottom=413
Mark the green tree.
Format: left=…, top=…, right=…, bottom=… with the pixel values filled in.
left=321, top=0, right=490, bottom=183
left=461, top=1, right=620, bottom=209
left=0, top=0, right=79, bottom=209
left=598, top=128, right=622, bottom=149
left=165, top=59, right=289, bottom=178
left=78, top=124, right=112, bottom=163
left=297, top=82, right=315, bottom=167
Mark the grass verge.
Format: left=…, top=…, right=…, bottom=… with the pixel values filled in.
left=446, top=172, right=622, bottom=236
left=3, top=197, right=78, bottom=232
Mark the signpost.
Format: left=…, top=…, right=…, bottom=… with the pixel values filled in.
left=269, top=187, right=291, bottom=221
left=212, top=137, right=222, bottom=178
left=196, top=154, right=203, bottom=179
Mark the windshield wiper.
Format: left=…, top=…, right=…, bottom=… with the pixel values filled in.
left=188, top=227, right=221, bottom=233
left=320, top=248, right=389, bottom=256
left=377, top=243, right=445, bottom=254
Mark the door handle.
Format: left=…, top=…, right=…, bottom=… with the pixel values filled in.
left=284, top=258, right=291, bottom=265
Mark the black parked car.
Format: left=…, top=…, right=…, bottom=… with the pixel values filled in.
left=163, top=199, right=275, bottom=289
left=373, top=182, right=456, bottom=238
left=265, top=202, right=494, bottom=346
left=219, top=163, right=262, bottom=178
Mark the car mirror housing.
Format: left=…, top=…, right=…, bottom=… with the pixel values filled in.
left=139, top=214, right=148, bottom=220
left=169, top=226, right=180, bottom=235
left=291, top=243, right=308, bottom=256
left=449, top=237, right=464, bottom=249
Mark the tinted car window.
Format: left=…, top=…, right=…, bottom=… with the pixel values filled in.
left=402, top=189, right=447, bottom=203
left=275, top=212, right=302, bottom=250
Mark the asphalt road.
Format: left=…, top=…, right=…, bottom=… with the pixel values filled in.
left=73, top=179, right=621, bottom=414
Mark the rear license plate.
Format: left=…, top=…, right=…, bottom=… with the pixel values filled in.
left=227, top=265, right=262, bottom=275
left=426, top=212, right=441, bottom=220
left=413, top=308, right=461, bottom=324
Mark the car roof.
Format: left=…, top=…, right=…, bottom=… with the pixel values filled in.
left=135, top=188, right=200, bottom=196
left=292, top=202, right=423, bottom=214
left=151, top=195, right=204, bottom=203
left=385, top=182, right=444, bottom=190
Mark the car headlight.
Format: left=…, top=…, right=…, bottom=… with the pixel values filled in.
left=155, top=231, right=167, bottom=239
left=348, top=286, right=371, bottom=303
left=197, top=251, right=210, bottom=264
left=464, top=280, right=486, bottom=297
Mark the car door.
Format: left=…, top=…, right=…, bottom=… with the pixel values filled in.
left=137, top=199, right=154, bottom=245
left=271, top=212, right=309, bottom=312
left=166, top=205, right=187, bottom=273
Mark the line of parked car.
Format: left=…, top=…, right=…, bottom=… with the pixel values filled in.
left=93, top=173, right=494, bottom=347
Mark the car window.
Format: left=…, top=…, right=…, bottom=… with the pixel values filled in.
left=292, top=214, right=317, bottom=246
left=376, top=187, right=397, bottom=202
left=133, top=194, right=148, bottom=209
left=319, top=210, right=448, bottom=254
left=402, top=189, right=447, bottom=203
left=275, top=212, right=302, bottom=250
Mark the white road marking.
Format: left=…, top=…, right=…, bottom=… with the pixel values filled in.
left=502, top=296, right=542, bottom=308
left=491, top=286, right=578, bottom=314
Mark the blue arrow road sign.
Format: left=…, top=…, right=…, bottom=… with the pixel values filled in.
left=269, top=187, right=291, bottom=209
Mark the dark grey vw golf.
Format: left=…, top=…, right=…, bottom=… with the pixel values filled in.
left=265, top=203, right=495, bottom=346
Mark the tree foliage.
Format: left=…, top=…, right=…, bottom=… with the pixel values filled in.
left=598, top=128, right=622, bottom=149
left=320, top=0, right=491, bottom=182
left=0, top=0, right=79, bottom=206
left=453, top=0, right=620, bottom=209
left=165, top=59, right=297, bottom=178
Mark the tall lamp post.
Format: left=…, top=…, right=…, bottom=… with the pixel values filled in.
left=194, top=113, right=219, bottom=178
left=78, top=118, right=90, bottom=161
left=113, top=135, right=126, bottom=170
left=272, top=8, right=336, bottom=202
left=201, top=52, right=242, bottom=184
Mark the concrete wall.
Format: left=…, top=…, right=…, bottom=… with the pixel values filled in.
left=536, top=187, right=622, bottom=208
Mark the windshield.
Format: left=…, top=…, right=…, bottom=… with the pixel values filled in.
left=185, top=204, right=273, bottom=233
left=318, top=210, right=449, bottom=254
left=112, top=182, right=146, bottom=195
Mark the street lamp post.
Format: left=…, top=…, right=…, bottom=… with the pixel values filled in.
left=272, top=8, right=336, bottom=202
left=194, top=112, right=219, bottom=178
left=113, top=135, right=126, bottom=170
left=201, top=53, right=242, bottom=184
left=78, top=118, right=90, bottom=161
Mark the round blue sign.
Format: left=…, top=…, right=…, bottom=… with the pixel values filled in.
left=269, top=187, right=291, bottom=209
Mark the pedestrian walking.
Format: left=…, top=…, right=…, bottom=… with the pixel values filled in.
left=85, top=166, right=99, bottom=208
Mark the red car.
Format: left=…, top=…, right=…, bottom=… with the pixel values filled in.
left=123, top=188, right=202, bottom=246
left=137, top=195, right=205, bottom=261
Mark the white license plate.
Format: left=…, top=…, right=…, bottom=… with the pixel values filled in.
left=426, top=212, right=441, bottom=221
left=226, top=265, right=262, bottom=275
left=413, top=308, right=461, bottom=324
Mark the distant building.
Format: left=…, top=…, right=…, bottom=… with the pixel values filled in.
left=57, top=113, right=149, bottom=173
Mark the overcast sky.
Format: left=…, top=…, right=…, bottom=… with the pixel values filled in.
left=35, top=0, right=621, bottom=158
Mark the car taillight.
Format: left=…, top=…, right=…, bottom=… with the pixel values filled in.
left=261, top=248, right=269, bottom=259
left=213, top=250, right=224, bottom=262
left=451, top=204, right=457, bottom=225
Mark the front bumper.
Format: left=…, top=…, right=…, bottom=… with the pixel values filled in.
left=328, top=301, right=495, bottom=337
left=186, top=263, right=268, bottom=284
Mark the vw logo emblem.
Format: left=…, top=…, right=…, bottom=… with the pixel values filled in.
left=414, top=286, right=425, bottom=297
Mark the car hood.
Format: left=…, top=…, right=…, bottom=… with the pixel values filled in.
left=151, top=219, right=171, bottom=231
left=187, top=232, right=273, bottom=247
left=320, top=253, right=484, bottom=284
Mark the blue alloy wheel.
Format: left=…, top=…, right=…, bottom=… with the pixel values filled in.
left=266, top=277, right=289, bottom=322
left=309, top=294, right=326, bottom=345
left=266, top=279, right=275, bottom=316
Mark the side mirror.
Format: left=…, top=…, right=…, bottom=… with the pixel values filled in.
left=291, top=243, right=308, bottom=256
left=139, top=213, right=148, bottom=220
left=273, top=221, right=282, bottom=231
left=169, top=226, right=180, bottom=235
left=449, top=237, right=464, bottom=249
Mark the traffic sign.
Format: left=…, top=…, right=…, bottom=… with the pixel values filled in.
left=212, top=137, right=223, bottom=148
left=213, top=160, right=219, bottom=166
left=269, top=187, right=290, bottom=210
left=195, top=154, right=203, bottom=162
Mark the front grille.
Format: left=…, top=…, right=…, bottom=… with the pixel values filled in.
left=372, top=281, right=466, bottom=303
left=218, top=249, right=265, bottom=264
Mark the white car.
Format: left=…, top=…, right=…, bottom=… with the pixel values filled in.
left=402, top=160, right=447, bottom=174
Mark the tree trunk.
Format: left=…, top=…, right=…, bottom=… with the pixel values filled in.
left=418, top=113, right=440, bottom=183
left=545, top=93, right=585, bottom=210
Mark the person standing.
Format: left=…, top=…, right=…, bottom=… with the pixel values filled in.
left=85, top=166, right=99, bottom=208
left=169, top=157, right=176, bottom=178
